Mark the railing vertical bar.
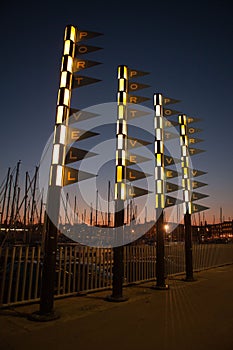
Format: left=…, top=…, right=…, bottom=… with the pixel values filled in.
left=0, top=247, right=8, bottom=304
left=34, top=245, right=41, bottom=299
left=63, top=246, right=67, bottom=294
left=105, top=249, right=109, bottom=287
left=81, top=247, right=85, bottom=291
left=14, top=246, right=22, bottom=302
left=77, top=246, right=81, bottom=292
left=110, top=248, right=113, bottom=288
left=136, top=246, right=139, bottom=282
left=94, top=248, right=98, bottom=289
left=7, top=247, right=16, bottom=304
left=72, top=246, right=77, bottom=293
left=86, top=246, right=90, bottom=291
left=90, top=248, right=94, bottom=290
left=67, top=246, right=72, bottom=294
left=124, top=246, right=127, bottom=284
left=57, top=247, right=62, bottom=295
left=28, top=247, right=35, bottom=299
left=21, top=246, right=29, bottom=301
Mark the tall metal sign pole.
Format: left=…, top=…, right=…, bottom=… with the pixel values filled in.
left=178, top=114, right=208, bottom=281
left=179, top=114, right=194, bottom=281
left=31, top=25, right=78, bottom=321
left=107, top=65, right=128, bottom=302
left=153, top=93, right=168, bottom=289
left=106, top=65, right=151, bottom=301
left=30, top=25, right=102, bottom=321
left=153, top=94, right=183, bottom=289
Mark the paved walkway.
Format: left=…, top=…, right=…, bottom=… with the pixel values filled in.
left=1, top=265, right=233, bottom=350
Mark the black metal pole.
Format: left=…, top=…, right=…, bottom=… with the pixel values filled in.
left=29, top=24, right=79, bottom=321
left=106, top=199, right=127, bottom=302
left=153, top=209, right=169, bottom=289
left=184, top=211, right=195, bottom=281
left=29, top=186, right=60, bottom=321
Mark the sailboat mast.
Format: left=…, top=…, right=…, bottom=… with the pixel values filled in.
left=30, top=166, right=39, bottom=226
left=107, top=181, right=110, bottom=226
left=10, top=160, right=21, bottom=226
left=5, top=174, right=13, bottom=226
left=0, top=167, right=11, bottom=225
left=95, top=190, right=98, bottom=226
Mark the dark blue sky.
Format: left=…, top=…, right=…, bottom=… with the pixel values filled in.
left=1, top=0, right=233, bottom=222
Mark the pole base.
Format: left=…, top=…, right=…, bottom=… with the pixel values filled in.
left=182, top=277, right=197, bottom=282
left=151, top=284, right=169, bottom=290
left=105, top=294, right=128, bottom=302
left=28, top=310, right=60, bottom=322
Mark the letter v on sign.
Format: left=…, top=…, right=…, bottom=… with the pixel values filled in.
left=127, top=137, right=152, bottom=149
left=191, top=169, right=207, bottom=177
left=164, top=155, right=181, bottom=166
left=69, top=109, right=100, bottom=124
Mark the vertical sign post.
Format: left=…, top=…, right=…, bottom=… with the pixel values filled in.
left=106, top=65, right=128, bottom=302
left=30, top=25, right=102, bottom=320
left=30, top=25, right=78, bottom=321
left=153, top=93, right=169, bottom=289
left=179, top=114, right=195, bottom=281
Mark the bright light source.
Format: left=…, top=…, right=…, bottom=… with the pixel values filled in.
left=155, top=105, right=162, bottom=117
left=69, top=26, right=76, bottom=42
left=156, top=154, right=162, bottom=166
left=118, top=105, right=124, bottom=119
left=52, top=144, right=60, bottom=164
left=59, top=125, right=66, bottom=144
left=117, top=134, right=123, bottom=149
left=156, top=128, right=162, bottom=140
left=119, top=78, right=125, bottom=91
left=121, top=183, right=126, bottom=200
left=56, top=165, right=63, bottom=186
left=56, top=106, right=64, bottom=124
left=117, top=166, right=122, bottom=182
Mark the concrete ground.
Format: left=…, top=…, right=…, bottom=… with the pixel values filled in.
left=1, top=265, right=233, bottom=350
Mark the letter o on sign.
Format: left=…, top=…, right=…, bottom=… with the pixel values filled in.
left=130, top=83, right=138, bottom=90
left=78, top=46, right=88, bottom=54
left=164, top=109, right=172, bottom=116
